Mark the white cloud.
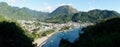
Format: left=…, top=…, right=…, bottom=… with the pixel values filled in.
left=46, top=6, right=53, bottom=11
left=59, top=3, right=73, bottom=6
left=6, top=0, right=17, bottom=4
left=38, top=3, right=73, bottom=12
left=36, top=2, right=54, bottom=12
left=5, top=0, right=26, bottom=4
left=43, top=2, right=53, bottom=11
left=42, top=5, right=53, bottom=12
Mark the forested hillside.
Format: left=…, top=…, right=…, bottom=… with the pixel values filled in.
left=46, top=8, right=120, bottom=23
left=72, top=9, right=120, bottom=23
left=0, top=2, right=49, bottom=20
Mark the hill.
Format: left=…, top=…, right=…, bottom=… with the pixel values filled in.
left=45, top=8, right=120, bottom=23
left=0, top=2, right=49, bottom=20
left=72, top=9, right=120, bottom=22
left=49, top=5, right=78, bottom=16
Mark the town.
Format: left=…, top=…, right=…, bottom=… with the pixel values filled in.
left=17, top=20, right=92, bottom=33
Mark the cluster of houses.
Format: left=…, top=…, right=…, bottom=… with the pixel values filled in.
left=17, top=20, right=93, bottom=33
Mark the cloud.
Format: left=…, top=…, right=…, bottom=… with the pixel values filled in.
left=43, top=2, right=53, bottom=11
left=43, top=5, right=53, bottom=12
left=5, top=0, right=26, bottom=4
left=59, top=3, right=73, bottom=6
left=38, top=3, right=73, bottom=12
left=6, top=0, right=17, bottom=4
left=37, top=2, right=54, bottom=12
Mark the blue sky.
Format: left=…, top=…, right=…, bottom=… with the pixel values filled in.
left=0, top=0, right=120, bottom=13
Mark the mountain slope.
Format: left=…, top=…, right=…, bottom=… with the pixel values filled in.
left=46, top=8, right=120, bottom=23
left=45, top=5, right=78, bottom=23
left=49, top=5, right=78, bottom=16
left=71, top=9, right=120, bottom=22
left=0, top=2, right=49, bottom=20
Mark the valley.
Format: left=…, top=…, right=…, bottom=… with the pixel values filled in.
left=0, top=1, right=120, bottom=47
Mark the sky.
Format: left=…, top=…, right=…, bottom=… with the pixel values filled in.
left=0, top=0, right=120, bottom=13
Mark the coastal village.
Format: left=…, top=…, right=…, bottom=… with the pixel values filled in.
left=17, top=20, right=93, bottom=47
left=17, top=20, right=91, bottom=33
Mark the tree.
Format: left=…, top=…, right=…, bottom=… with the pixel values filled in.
left=0, top=21, right=35, bottom=47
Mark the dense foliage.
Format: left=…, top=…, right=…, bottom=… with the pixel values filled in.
left=0, top=21, right=35, bottom=47
left=59, top=17, right=120, bottom=47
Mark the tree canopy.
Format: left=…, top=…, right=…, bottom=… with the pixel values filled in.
left=0, top=21, right=35, bottom=47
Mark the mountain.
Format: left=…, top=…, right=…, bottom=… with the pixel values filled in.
left=71, top=9, right=120, bottom=23
left=0, top=2, right=119, bottom=23
left=0, top=2, right=49, bottom=20
left=46, top=8, right=120, bottom=23
left=49, top=5, right=78, bottom=16
left=45, top=5, right=78, bottom=23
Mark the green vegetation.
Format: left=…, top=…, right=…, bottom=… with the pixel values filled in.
left=30, top=29, right=55, bottom=39
left=41, top=29, right=55, bottom=36
left=31, top=31, right=42, bottom=39
left=45, top=5, right=78, bottom=23
left=72, top=9, right=120, bottom=23
left=0, top=21, right=35, bottom=47
left=0, top=15, right=5, bottom=21
left=0, top=2, right=120, bottom=47
left=49, top=5, right=78, bottom=16
left=59, top=17, right=120, bottom=47
left=45, top=14, right=73, bottom=23
left=46, top=8, right=120, bottom=23
left=0, top=2, right=49, bottom=20
left=60, top=26, right=70, bottom=31
left=0, top=2, right=119, bottom=23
